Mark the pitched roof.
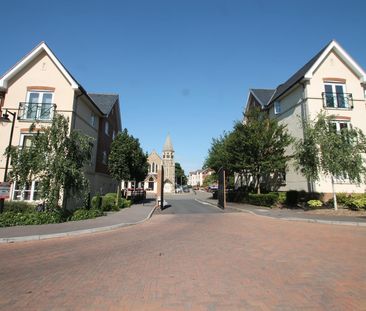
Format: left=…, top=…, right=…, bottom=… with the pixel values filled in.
left=163, top=134, right=174, bottom=152
left=0, top=41, right=105, bottom=115
left=268, top=40, right=366, bottom=104
left=250, top=89, right=276, bottom=107
left=269, top=43, right=329, bottom=103
left=88, top=93, right=119, bottom=115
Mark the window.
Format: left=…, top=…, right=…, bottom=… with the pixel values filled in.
left=274, top=101, right=281, bottom=115
left=90, top=113, right=96, bottom=127
left=323, top=83, right=349, bottom=108
left=112, top=131, right=116, bottom=140
left=330, top=120, right=351, bottom=132
left=23, top=91, right=54, bottom=120
left=12, top=181, right=40, bottom=201
left=102, top=151, right=108, bottom=165
left=104, top=121, right=109, bottom=136
left=20, top=133, right=34, bottom=148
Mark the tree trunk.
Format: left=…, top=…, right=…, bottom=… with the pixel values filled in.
left=331, top=175, right=338, bottom=210
left=116, top=182, right=121, bottom=209
left=257, top=174, right=261, bottom=194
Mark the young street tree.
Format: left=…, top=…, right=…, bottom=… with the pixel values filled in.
left=175, top=163, right=187, bottom=185
left=295, top=112, right=366, bottom=210
left=108, top=129, right=148, bottom=206
left=7, top=114, right=93, bottom=209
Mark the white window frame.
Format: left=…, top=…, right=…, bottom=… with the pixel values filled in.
left=12, top=180, right=40, bottom=201
left=105, top=121, right=109, bottom=136
left=19, top=133, right=34, bottom=148
left=330, top=120, right=351, bottom=132
left=274, top=101, right=281, bottom=115
left=323, top=83, right=348, bottom=108
left=24, top=90, right=54, bottom=120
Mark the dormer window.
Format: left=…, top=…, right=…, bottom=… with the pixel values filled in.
left=274, top=101, right=281, bottom=115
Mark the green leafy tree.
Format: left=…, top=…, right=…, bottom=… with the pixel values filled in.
left=204, top=132, right=231, bottom=174
left=175, top=163, right=187, bottom=185
left=226, top=107, right=293, bottom=193
left=295, top=112, right=366, bottom=210
left=108, top=129, right=148, bottom=206
left=7, top=114, right=92, bottom=209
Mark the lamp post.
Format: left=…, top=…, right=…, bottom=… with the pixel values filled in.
left=0, top=109, right=16, bottom=213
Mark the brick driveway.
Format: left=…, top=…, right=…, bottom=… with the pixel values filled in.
left=0, top=211, right=365, bottom=310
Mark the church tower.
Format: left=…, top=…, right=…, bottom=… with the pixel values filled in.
left=162, top=134, right=175, bottom=193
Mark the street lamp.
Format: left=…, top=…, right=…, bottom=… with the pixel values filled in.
left=0, top=109, right=16, bottom=213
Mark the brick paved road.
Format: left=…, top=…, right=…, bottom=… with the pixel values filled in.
left=0, top=200, right=365, bottom=310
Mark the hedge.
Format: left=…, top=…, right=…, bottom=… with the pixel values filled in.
left=0, top=210, right=64, bottom=227
left=70, top=208, right=105, bottom=221
left=248, top=193, right=278, bottom=207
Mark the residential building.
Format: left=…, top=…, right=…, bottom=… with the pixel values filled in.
left=188, top=168, right=214, bottom=187
left=0, top=42, right=121, bottom=207
left=244, top=40, right=366, bottom=196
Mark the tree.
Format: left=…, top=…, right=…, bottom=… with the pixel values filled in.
left=175, top=163, right=187, bottom=185
left=204, top=132, right=231, bottom=174
left=295, top=112, right=366, bottom=210
left=227, top=107, right=293, bottom=193
left=7, top=114, right=92, bottom=209
left=108, top=129, right=148, bottom=206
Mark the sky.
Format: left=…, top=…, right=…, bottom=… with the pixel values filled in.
left=1, top=0, right=366, bottom=174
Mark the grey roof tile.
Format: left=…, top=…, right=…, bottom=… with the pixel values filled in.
left=88, top=93, right=119, bottom=115
left=250, top=89, right=276, bottom=107
left=269, top=42, right=330, bottom=104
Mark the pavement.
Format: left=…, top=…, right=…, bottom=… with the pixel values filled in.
left=0, top=198, right=157, bottom=243
left=194, top=191, right=366, bottom=227
left=1, top=202, right=365, bottom=310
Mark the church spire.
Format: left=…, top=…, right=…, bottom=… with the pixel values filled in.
left=163, top=134, right=174, bottom=152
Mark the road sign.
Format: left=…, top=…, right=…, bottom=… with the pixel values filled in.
left=0, top=182, right=11, bottom=199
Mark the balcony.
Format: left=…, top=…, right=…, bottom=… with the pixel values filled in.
left=322, top=92, right=353, bottom=109
left=18, top=102, right=56, bottom=121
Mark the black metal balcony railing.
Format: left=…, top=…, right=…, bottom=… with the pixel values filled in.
left=322, top=92, right=353, bottom=109
left=18, top=102, right=56, bottom=121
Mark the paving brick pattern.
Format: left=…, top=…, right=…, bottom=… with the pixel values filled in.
left=0, top=212, right=365, bottom=310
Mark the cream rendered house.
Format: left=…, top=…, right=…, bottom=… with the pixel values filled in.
left=245, top=40, right=366, bottom=196
left=0, top=42, right=120, bottom=206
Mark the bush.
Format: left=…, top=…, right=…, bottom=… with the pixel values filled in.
left=91, top=194, right=102, bottom=210
left=277, top=192, right=286, bottom=204
left=0, top=210, right=64, bottom=227
left=348, top=196, right=366, bottom=211
left=4, top=201, right=36, bottom=213
left=70, top=208, right=105, bottom=221
left=248, top=193, right=278, bottom=207
left=118, top=198, right=132, bottom=209
left=307, top=199, right=323, bottom=209
left=286, top=190, right=299, bottom=206
left=102, top=193, right=119, bottom=211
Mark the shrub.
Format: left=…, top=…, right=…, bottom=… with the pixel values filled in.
left=118, top=198, right=132, bottom=209
left=307, top=199, right=323, bottom=209
left=277, top=192, right=286, bottom=204
left=70, top=208, right=105, bottom=221
left=286, top=190, right=299, bottom=206
left=248, top=193, right=278, bottom=207
left=348, top=196, right=366, bottom=211
left=4, top=201, right=36, bottom=213
left=336, top=193, right=351, bottom=206
left=102, top=193, right=118, bottom=211
left=91, top=194, right=102, bottom=210
left=0, top=210, right=64, bottom=227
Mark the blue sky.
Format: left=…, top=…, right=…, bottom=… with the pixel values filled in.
left=1, top=0, right=366, bottom=174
